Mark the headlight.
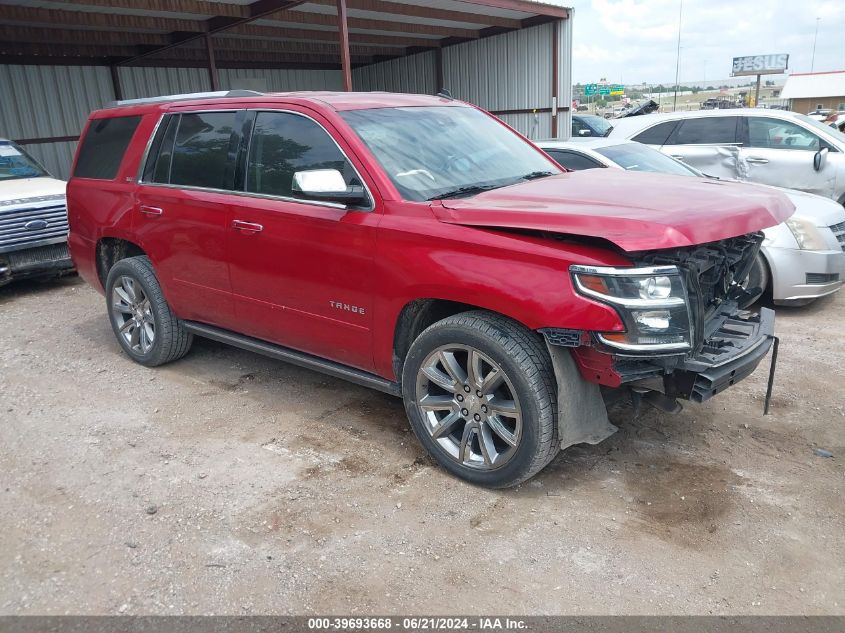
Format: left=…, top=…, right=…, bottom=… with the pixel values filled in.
left=786, top=217, right=830, bottom=250
left=571, top=265, right=692, bottom=352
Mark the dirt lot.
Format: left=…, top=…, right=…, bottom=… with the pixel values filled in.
left=1, top=275, right=843, bottom=615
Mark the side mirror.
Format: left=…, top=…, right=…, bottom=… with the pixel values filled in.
left=578, top=129, right=592, bottom=137
left=813, top=147, right=830, bottom=172
left=292, top=169, right=368, bottom=206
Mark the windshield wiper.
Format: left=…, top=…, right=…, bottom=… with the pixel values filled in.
left=428, top=184, right=503, bottom=200
left=519, top=170, right=556, bottom=181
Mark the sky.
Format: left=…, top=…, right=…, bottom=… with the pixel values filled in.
left=555, top=0, right=844, bottom=85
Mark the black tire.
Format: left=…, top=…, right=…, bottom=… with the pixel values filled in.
left=105, top=255, right=193, bottom=367
left=401, top=311, right=559, bottom=488
left=739, top=254, right=769, bottom=309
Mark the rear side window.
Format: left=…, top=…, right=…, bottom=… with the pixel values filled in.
left=632, top=121, right=679, bottom=146
left=671, top=117, right=739, bottom=145
left=546, top=150, right=604, bottom=171
left=246, top=111, right=356, bottom=199
left=74, top=115, right=141, bottom=179
left=167, top=112, right=238, bottom=190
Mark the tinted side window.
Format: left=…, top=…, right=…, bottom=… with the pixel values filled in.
left=169, top=112, right=237, bottom=189
left=74, top=115, right=141, bottom=179
left=747, top=117, right=820, bottom=151
left=246, top=111, right=356, bottom=199
left=632, top=121, right=679, bottom=145
left=546, top=150, right=603, bottom=171
left=672, top=117, right=739, bottom=145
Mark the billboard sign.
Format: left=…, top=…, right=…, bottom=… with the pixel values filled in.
left=731, top=54, right=789, bottom=76
left=584, top=84, right=624, bottom=97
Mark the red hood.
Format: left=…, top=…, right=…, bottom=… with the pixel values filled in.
left=435, top=170, right=795, bottom=252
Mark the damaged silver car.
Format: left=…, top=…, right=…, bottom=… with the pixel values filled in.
left=607, top=109, right=845, bottom=208
left=539, top=137, right=845, bottom=306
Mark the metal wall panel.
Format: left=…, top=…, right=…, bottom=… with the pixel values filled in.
left=443, top=22, right=554, bottom=112
left=0, top=64, right=115, bottom=180
left=352, top=51, right=437, bottom=95
left=220, top=68, right=344, bottom=92
left=117, top=66, right=209, bottom=100
left=495, top=112, right=551, bottom=140
left=556, top=14, right=573, bottom=139
left=0, top=65, right=113, bottom=140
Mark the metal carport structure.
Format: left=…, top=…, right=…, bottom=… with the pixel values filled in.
left=0, top=0, right=573, bottom=178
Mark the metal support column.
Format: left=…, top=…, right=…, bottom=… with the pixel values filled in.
left=205, top=32, right=219, bottom=91
left=336, top=0, right=352, bottom=91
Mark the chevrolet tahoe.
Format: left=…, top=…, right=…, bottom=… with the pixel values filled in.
left=67, top=91, right=793, bottom=488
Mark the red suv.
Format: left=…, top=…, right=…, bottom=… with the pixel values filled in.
left=68, top=91, right=792, bottom=487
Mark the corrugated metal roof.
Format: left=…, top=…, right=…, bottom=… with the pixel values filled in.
left=781, top=71, right=845, bottom=99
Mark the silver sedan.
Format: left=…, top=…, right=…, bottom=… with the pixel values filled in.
left=538, top=137, right=845, bottom=307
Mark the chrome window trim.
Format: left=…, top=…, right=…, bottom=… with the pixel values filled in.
left=137, top=107, right=374, bottom=212
left=135, top=113, right=166, bottom=184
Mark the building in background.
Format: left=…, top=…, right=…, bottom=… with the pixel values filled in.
left=781, top=70, right=845, bottom=114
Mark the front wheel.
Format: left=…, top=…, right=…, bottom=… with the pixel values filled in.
left=740, top=254, right=769, bottom=309
left=401, top=311, right=559, bottom=488
left=105, top=256, right=193, bottom=367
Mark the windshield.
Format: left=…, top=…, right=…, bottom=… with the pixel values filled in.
left=794, top=113, right=845, bottom=144
left=0, top=142, right=49, bottom=180
left=595, top=143, right=701, bottom=177
left=340, top=106, right=560, bottom=201
left=579, top=115, right=613, bottom=136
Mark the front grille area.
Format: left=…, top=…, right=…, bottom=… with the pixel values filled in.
left=7, top=242, right=71, bottom=270
left=830, top=220, right=845, bottom=252
left=0, top=203, right=69, bottom=253
left=806, top=272, right=840, bottom=285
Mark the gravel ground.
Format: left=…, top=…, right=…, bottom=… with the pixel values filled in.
left=1, top=275, right=843, bottom=615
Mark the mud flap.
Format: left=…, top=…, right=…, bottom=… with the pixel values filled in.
left=545, top=343, right=618, bottom=450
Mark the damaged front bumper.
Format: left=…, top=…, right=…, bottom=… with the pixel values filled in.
left=542, top=307, right=777, bottom=449
left=662, top=307, right=775, bottom=402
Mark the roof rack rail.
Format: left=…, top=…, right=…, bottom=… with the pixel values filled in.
left=105, top=89, right=263, bottom=109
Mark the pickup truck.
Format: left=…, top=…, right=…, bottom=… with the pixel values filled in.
left=1, top=139, right=73, bottom=286
left=67, top=91, right=793, bottom=488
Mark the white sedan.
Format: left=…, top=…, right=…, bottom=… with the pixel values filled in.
left=538, top=137, right=845, bottom=307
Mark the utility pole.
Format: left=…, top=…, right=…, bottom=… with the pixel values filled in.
left=810, top=17, right=820, bottom=72
left=673, top=0, right=683, bottom=111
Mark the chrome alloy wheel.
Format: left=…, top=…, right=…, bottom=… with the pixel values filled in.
left=415, top=345, right=522, bottom=470
left=111, top=275, right=155, bottom=354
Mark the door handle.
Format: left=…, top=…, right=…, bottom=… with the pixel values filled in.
left=670, top=155, right=686, bottom=161
left=232, top=220, right=264, bottom=233
left=746, top=157, right=770, bottom=164
left=139, top=205, right=163, bottom=217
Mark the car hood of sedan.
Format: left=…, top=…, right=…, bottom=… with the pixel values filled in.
left=772, top=186, right=845, bottom=228
left=435, top=170, right=795, bottom=252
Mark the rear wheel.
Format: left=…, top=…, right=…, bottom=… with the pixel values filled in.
left=402, top=311, right=559, bottom=488
left=105, top=256, right=192, bottom=367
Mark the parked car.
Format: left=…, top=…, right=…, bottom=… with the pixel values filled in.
left=571, top=114, right=613, bottom=137
left=68, top=91, right=793, bottom=488
left=608, top=109, right=845, bottom=207
left=538, top=138, right=845, bottom=306
left=0, top=139, right=73, bottom=287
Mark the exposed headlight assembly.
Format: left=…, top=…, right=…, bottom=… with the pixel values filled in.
left=571, top=264, right=692, bottom=353
left=786, top=216, right=830, bottom=250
